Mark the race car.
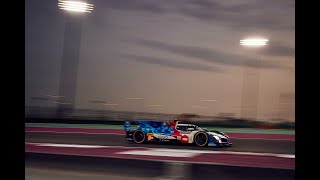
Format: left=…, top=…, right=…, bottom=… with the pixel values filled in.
left=124, top=120, right=232, bottom=147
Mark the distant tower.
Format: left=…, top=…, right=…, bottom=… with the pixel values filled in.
left=56, top=15, right=83, bottom=118
left=240, top=62, right=260, bottom=120
left=56, top=0, right=94, bottom=118
left=239, top=37, right=268, bottom=121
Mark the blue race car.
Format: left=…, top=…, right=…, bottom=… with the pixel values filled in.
left=124, top=120, right=232, bottom=147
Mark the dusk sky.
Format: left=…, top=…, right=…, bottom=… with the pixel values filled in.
left=25, top=0, right=295, bottom=121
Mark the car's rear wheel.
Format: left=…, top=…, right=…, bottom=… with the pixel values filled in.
left=194, top=132, right=208, bottom=147
left=133, top=130, right=146, bottom=144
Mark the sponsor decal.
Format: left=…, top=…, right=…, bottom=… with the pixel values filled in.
left=177, top=136, right=181, bottom=140
left=158, top=135, right=168, bottom=139
left=147, top=136, right=154, bottom=141
left=181, top=135, right=189, bottom=142
left=147, top=133, right=154, bottom=141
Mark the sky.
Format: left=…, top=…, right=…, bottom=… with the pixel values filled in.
left=25, top=0, right=295, bottom=121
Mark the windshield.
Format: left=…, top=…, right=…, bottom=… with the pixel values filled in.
left=195, top=126, right=208, bottom=132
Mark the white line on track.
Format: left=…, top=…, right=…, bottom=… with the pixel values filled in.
left=25, top=142, right=148, bottom=149
left=230, top=137, right=295, bottom=141
left=117, top=149, right=198, bottom=157
left=116, top=148, right=295, bottom=159
left=25, top=142, right=294, bottom=158
left=26, top=142, right=106, bottom=148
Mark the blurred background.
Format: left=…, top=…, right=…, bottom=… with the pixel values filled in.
left=25, top=0, right=295, bottom=179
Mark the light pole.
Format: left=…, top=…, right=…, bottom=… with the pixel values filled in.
left=56, top=0, right=94, bottom=118
left=240, top=38, right=268, bottom=121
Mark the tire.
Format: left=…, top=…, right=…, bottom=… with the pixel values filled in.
left=133, top=130, right=146, bottom=144
left=194, top=132, right=209, bottom=147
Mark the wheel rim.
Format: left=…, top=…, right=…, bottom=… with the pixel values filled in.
left=195, top=133, right=207, bottom=146
left=133, top=131, right=145, bottom=143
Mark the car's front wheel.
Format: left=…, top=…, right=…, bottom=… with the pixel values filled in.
left=194, top=132, right=208, bottom=147
left=132, top=130, right=146, bottom=144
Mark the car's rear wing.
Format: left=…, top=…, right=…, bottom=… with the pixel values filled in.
left=124, top=120, right=134, bottom=141
left=124, top=120, right=132, bottom=131
left=124, top=119, right=179, bottom=132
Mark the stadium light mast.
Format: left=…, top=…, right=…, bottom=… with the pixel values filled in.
left=239, top=37, right=268, bottom=120
left=240, top=38, right=268, bottom=47
left=58, top=0, right=94, bottom=13
left=56, top=0, right=94, bottom=118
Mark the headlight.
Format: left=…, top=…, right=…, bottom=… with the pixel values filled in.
left=220, top=132, right=229, bottom=138
left=223, top=134, right=229, bottom=138
left=213, top=135, right=222, bottom=143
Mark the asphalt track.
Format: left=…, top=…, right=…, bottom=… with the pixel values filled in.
left=26, top=167, right=151, bottom=180
left=25, top=131, right=295, bottom=179
left=26, top=153, right=295, bottom=180
left=25, top=132, right=295, bottom=154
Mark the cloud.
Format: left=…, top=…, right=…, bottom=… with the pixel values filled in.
left=136, top=39, right=286, bottom=69
left=259, top=42, right=295, bottom=57
left=98, top=0, right=167, bottom=13
left=95, top=0, right=294, bottom=32
left=122, top=54, right=223, bottom=73
left=91, top=0, right=167, bottom=27
left=177, top=0, right=294, bottom=31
